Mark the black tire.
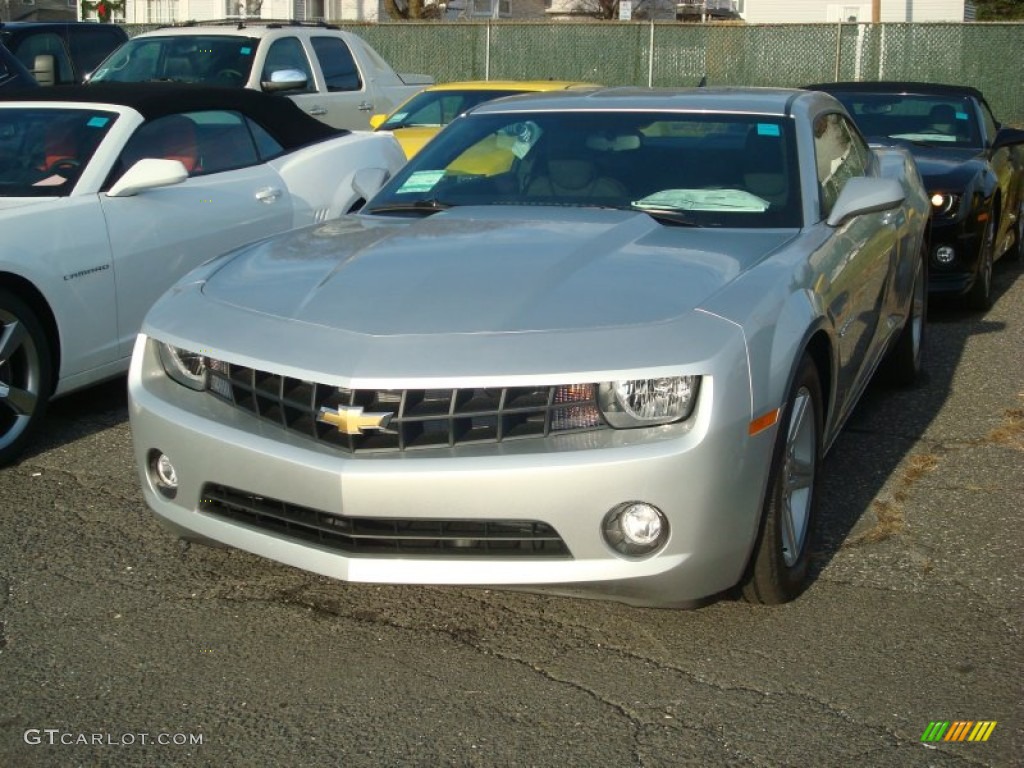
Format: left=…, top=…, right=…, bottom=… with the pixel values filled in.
left=882, top=246, right=927, bottom=387
left=1006, top=200, right=1023, bottom=262
left=0, top=289, right=53, bottom=466
left=742, top=354, right=823, bottom=605
left=966, top=217, right=995, bottom=311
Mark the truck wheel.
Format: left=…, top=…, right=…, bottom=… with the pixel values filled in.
left=0, top=289, right=52, bottom=466
left=742, top=354, right=822, bottom=605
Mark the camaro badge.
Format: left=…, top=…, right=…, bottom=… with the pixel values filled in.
left=317, top=405, right=392, bottom=435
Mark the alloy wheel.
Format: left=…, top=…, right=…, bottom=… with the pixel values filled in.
left=0, top=309, right=43, bottom=452
left=781, top=387, right=816, bottom=567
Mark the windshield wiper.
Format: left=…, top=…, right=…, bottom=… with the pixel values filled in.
left=363, top=199, right=454, bottom=217
left=632, top=207, right=706, bottom=227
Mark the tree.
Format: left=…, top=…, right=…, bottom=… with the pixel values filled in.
left=384, top=0, right=443, bottom=19
left=555, top=0, right=671, bottom=20
left=974, top=0, right=1024, bottom=20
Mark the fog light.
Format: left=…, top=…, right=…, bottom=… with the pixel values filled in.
left=603, top=502, right=668, bottom=557
left=149, top=450, right=179, bottom=499
left=934, top=245, right=956, bottom=265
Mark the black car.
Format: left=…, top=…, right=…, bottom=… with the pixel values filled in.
left=0, top=21, right=128, bottom=86
left=805, top=81, right=1024, bottom=309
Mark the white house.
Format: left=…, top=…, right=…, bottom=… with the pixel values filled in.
left=736, top=0, right=971, bottom=23
left=112, top=0, right=974, bottom=24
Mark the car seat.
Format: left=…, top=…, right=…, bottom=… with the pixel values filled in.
left=743, top=130, right=788, bottom=208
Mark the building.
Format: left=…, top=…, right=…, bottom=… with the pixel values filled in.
left=91, top=0, right=977, bottom=24
left=2, top=0, right=77, bottom=22
left=736, top=0, right=972, bottom=23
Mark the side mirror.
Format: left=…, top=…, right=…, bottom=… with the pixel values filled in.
left=32, top=54, right=56, bottom=87
left=107, top=158, right=189, bottom=198
left=992, top=126, right=1024, bottom=151
left=369, top=114, right=387, bottom=130
left=352, top=167, right=390, bottom=202
left=261, top=68, right=308, bottom=93
left=826, top=176, right=905, bottom=227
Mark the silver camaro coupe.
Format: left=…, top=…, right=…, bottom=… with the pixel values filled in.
left=128, top=87, right=930, bottom=608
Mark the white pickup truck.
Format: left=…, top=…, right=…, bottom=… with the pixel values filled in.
left=89, top=22, right=434, bottom=131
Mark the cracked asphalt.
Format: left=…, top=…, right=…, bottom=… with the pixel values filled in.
left=1, top=259, right=1021, bottom=768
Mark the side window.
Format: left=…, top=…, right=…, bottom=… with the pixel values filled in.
left=190, top=111, right=260, bottom=174
left=117, top=113, right=203, bottom=180
left=246, top=118, right=285, bottom=162
left=118, top=111, right=261, bottom=180
left=261, top=37, right=315, bottom=94
left=310, top=36, right=362, bottom=92
left=978, top=100, right=999, bottom=144
left=67, top=28, right=125, bottom=78
left=814, top=113, right=867, bottom=217
left=12, top=32, right=74, bottom=85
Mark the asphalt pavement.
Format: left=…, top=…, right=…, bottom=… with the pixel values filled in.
left=0, top=258, right=1021, bottom=768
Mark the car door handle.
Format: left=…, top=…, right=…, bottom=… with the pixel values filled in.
left=255, top=187, right=282, bottom=204
left=307, top=106, right=328, bottom=116
left=358, top=101, right=374, bottom=112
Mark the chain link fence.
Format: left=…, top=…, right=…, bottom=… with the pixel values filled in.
left=123, top=21, right=1024, bottom=124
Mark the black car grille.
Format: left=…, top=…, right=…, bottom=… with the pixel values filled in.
left=200, top=484, right=571, bottom=558
left=206, top=362, right=607, bottom=453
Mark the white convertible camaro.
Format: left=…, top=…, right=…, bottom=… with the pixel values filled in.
left=0, top=82, right=405, bottom=464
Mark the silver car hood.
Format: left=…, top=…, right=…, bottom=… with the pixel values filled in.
left=202, top=207, right=797, bottom=336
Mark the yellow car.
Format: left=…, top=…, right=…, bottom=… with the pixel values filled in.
left=370, top=80, right=598, bottom=160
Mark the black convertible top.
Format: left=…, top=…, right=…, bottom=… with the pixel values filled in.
left=803, top=81, right=985, bottom=101
left=0, top=82, right=344, bottom=149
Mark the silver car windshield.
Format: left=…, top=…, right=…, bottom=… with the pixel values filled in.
left=0, top=107, right=119, bottom=197
left=89, top=35, right=259, bottom=87
left=365, top=110, right=802, bottom=228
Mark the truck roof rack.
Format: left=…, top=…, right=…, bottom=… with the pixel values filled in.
left=168, top=19, right=340, bottom=30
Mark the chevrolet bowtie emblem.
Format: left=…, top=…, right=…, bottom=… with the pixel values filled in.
left=317, top=405, right=393, bottom=435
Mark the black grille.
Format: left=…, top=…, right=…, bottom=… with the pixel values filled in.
left=200, top=484, right=571, bottom=558
left=206, top=361, right=606, bottom=453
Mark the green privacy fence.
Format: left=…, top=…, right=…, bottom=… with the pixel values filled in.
left=124, top=22, right=1024, bottom=125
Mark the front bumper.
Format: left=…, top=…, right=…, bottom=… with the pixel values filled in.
left=927, top=215, right=984, bottom=297
left=129, top=334, right=774, bottom=608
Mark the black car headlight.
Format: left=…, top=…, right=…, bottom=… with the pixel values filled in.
left=598, top=376, right=700, bottom=428
left=929, top=192, right=961, bottom=216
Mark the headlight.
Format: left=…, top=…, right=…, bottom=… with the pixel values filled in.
left=598, top=376, right=700, bottom=428
left=929, top=192, right=960, bottom=216
left=157, top=342, right=209, bottom=391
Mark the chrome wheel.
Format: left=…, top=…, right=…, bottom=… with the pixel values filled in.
left=0, top=290, right=52, bottom=465
left=781, top=387, right=815, bottom=567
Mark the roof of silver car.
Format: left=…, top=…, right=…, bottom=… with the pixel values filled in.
left=470, top=86, right=810, bottom=117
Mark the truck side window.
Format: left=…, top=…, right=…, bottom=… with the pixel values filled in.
left=67, top=27, right=127, bottom=78
left=310, top=36, right=362, bottom=93
left=262, top=37, right=315, bottom=93
left=11, top=32, right=74, bottom=85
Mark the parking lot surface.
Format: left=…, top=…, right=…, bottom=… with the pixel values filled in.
left=1, top=261, right=1021, bottom=767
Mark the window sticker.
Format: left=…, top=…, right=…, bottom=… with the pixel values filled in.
left=240, top=46, right=252, bottom=55
left=398, top=170, right=446, bottom=194
left=389, top=112, right=408, bottom=122
left=87, top=116, right=110, bottom=128
left=756, top=123, right=781, bottom=137
left=955, top=112, right=968, bottom=120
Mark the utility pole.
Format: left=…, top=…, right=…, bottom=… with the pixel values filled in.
left=872, top=0, right=881, bottom=23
